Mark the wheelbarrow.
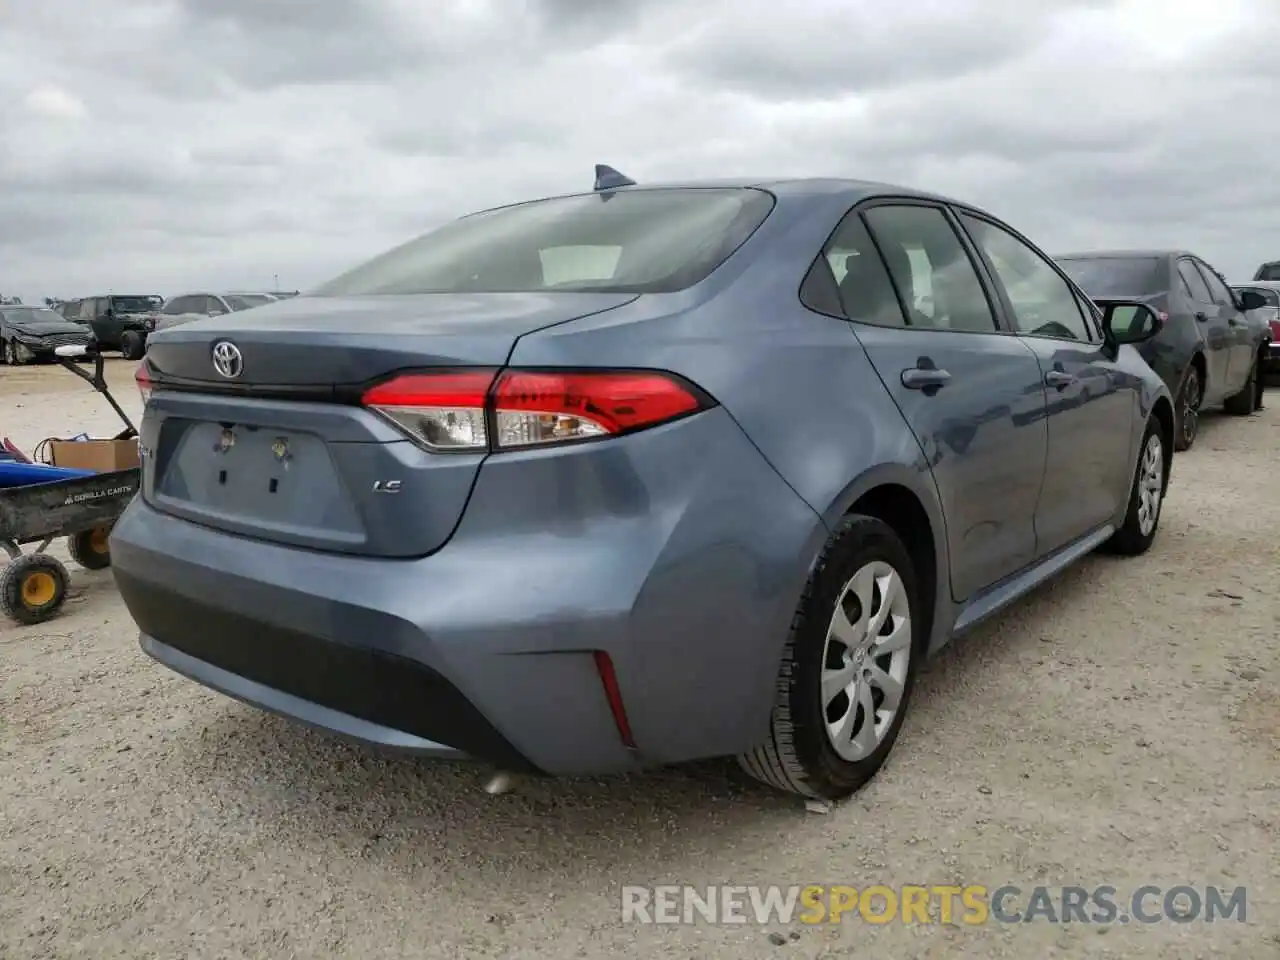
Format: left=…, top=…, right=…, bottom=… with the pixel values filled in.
left=0, top=343, right=141, bottom=624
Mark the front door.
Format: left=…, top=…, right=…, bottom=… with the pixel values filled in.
left=957, top=211, right=1136, bottom=556
left=1195, top=259, right=1255, bottom=390
left=1177, top=258, right=1232, bottom=402
left=831, top=201, right=1049, bottom=602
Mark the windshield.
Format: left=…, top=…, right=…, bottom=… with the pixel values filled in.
left=111, top=295, right=161, bottom=313
left=226, top=295, right=272, bottom=311
left=1056, top=257, right=1165, bottom=296
left=1, top=307, right=64, bottom=324
left=312, top=188, right=775, bottom=296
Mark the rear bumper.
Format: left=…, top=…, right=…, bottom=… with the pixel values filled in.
left=110, top=407, right=824, bottom=775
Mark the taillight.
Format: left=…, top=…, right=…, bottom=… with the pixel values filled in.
left=361, top=368, right=711, bottom=453
left=134, top=362, right=153, bottom=405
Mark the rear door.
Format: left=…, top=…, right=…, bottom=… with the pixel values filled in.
left=1194, top=259, right=1253, bottom=389
left=832, top=200, right=1048, bottom=602
left=1177, top=258, right=1232, bottom=400
left=957, top=211, right=1135, bottom=553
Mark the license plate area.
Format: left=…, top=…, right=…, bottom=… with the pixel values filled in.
left=155, top=420, right=363, bottom=540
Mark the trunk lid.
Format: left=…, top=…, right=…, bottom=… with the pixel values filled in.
left=144, top=292, right=636, bottom=387
left=140, top=292, right=638, bottom=558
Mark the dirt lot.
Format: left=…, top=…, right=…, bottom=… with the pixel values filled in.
left=1, top=359, right=1278, bottom=959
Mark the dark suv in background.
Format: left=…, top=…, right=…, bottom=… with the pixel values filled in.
left=1056, top=250, right=1268, bottom=451
left=60, top=294, right=163, bottom=359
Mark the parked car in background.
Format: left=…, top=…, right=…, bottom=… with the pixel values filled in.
left=265, top=290, right=300, bottom=300
left=60, top=294, right=163, bottom=360
left=115, top=171, right=1175, bottom=800
left=152, top=292, right=279, bottom=334
left=0, top=304, right=94, bottom=365
left=1055, top=250, right=1268, bottom=450
left=1254, top=261, right=1280, bottom=282
left=1231, top=281, right=1280, bottom=380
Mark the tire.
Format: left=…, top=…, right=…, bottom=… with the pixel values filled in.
left=1173, top=364, right=1201, bottom=451
left=5, top=339, right=28, bottom=366
left=1223, top=356, right=1258, bottom=416
left=119, top=330, right=146, bottom=361
left=738, top=515, right=925, bottom=800
left=1102, top=417, right=1166, bottom=556
left=68, top=525, right=113, bottom=571
left=1253, top=353, right=1266, bottom=410
left=1, top=553, right=71, bottom=625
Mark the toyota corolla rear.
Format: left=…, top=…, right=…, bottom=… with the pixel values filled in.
left=109, top=184, right=817, bottom=775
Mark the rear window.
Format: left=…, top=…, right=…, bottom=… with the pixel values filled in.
left=1056, top=257, right=1165, bottom=296
left=1255, top=262, right=1280, bottom=281
left=312, top=188, right=775, bottom=296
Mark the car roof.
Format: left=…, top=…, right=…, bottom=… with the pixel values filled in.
left=466, top=176, right=978, bottom=218
left=1053, top=249, right=1186, bottom=260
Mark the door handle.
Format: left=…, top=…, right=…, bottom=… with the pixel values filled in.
left=1044, top=370, right=1077, bottom=389
left=901, top=367, right=951, bottom=390
left=1195, top=312, right=1209, bottom=322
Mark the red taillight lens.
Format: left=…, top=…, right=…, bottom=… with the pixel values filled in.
left=134, top=362, right=153, bottom=405
left=361, top=368, right=709, bottom=453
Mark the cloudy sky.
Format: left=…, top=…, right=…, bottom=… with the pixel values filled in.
left=2, top=0, right=1277, bottom=303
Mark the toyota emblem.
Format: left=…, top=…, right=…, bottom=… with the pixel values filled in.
left=211, top=340, right=243, bottom=379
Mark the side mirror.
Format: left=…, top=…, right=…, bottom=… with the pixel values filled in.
left=1237, top=289, right=1267, bottom=311
left=1095, top=300, right=1164, bottom=346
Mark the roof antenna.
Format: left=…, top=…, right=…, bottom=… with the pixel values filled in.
left=594, top=164, right=636, bottom=192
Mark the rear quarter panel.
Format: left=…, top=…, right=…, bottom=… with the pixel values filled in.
left=509, top=189, right=953, bottom=731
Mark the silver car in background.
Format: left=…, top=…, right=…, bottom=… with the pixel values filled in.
left=152, top=292, right=278, bottom=333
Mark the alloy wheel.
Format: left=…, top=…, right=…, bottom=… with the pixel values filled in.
left=1137, top=433, right=1164, bottom=537
left=1180, top=370, right=1200, bottom=447
left=821, top=560, right=913, bottom=762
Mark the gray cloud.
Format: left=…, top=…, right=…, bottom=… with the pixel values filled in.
left=1, top=0, right=1279, bottom=301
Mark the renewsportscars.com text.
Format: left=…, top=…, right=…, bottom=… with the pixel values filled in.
left=621, top=884, right=1247, bottom=926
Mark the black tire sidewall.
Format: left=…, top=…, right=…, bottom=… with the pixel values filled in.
left=1, top=554, right=70, bottom=625
left=1120, top=419, right=1164, bottom=549
left=783, top=516, right=925, bottom=797
left=68, top=527, right=112, bottom=571
left=1175, top=366, right=1199, bottom=450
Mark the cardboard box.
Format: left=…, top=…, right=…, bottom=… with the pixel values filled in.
left=48, top=438, right=140, bottom=472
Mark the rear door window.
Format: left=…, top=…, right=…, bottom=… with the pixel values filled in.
left=861, top=204, right=999, bottom=332
left=1193, top=261, right=1235, bottom=307
left=806, top=212, right=908, bottom=328
left=1177, top=260, right=1213, bottom=304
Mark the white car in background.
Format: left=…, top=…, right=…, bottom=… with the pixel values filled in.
left=152, top=292, right=279, bottom=333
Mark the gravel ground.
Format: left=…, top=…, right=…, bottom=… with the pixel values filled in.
left=1, top=360, right=1278, bottom=959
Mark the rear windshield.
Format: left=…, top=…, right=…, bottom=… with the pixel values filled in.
left=312, top=188, right=776, bottom=296
left=1056, top=257, right=1165, bottom=296
left=226, top=295, right=272, bottom=310
left=1255, top=262, right=1280, bottom=281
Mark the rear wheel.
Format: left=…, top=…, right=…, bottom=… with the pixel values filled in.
left=1174, top=364, right=1201, bottom=451
left=738, top=516, right=924, bottom=800
left=119, top=330, right=146, bottom=361
left=1, top=553, right=71, bottom=625
left=68, top=525, right=113, bottom=571
left=1224, top=357, right=1258, bottom=416
left=1102, top=417, right=1165, bottom=556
